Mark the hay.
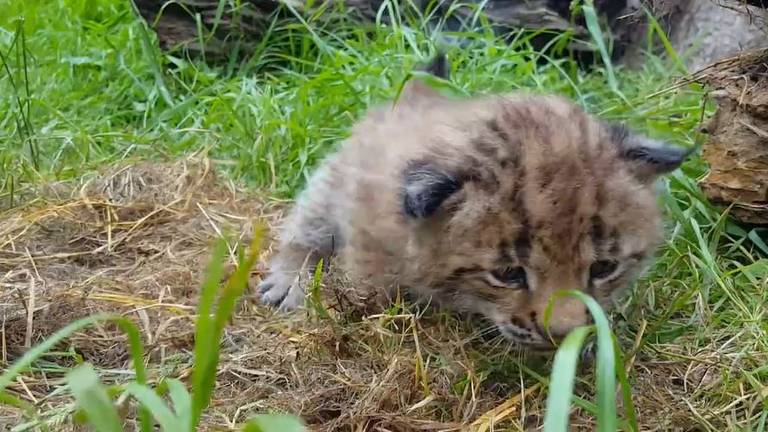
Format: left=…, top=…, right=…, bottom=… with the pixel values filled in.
left=0, top=155, right=750, bottom=431
left=0, top=155, right=530, bottom=431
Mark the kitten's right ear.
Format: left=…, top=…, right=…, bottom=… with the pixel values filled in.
left=402, top=160, right=463, bottom=218
left=610, top=123, right=696, bottom=181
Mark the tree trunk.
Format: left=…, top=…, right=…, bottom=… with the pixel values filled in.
left=672, top=1, right=767, bottom=71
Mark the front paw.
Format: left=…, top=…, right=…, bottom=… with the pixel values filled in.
left=257, top=272, right=305, bottom=311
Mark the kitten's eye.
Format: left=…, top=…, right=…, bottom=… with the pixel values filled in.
left=489, top=266, right=528, bottom=288
left=590, top=260, right=618, bottom=280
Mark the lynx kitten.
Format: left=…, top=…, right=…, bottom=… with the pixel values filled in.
left=258, top=55, right=692, bottom=349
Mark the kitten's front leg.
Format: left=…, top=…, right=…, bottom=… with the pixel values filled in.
left=257, top=174, right=340, bottom=310
left=257, top=244, right=320, bottom=310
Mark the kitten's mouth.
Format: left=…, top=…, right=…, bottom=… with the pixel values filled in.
left=496, top=324, right=557, bottom=353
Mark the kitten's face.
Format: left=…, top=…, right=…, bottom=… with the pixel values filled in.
left=401, top=92, right=690, bottom=349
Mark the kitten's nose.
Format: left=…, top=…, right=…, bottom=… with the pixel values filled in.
left=537, top=297, right=591, bottom=342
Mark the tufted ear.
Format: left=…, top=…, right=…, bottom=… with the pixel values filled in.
left=610, top=124, right=696, bottom=181
left=398, top=52, right=451, bottom=102
left=402, top=161, right=463, bottom=218
left=422, top=51, right=450, bottom=80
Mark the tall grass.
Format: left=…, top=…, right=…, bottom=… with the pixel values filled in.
left=0, top=0, right=702, bottom=201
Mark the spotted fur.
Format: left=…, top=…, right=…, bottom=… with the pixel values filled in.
left=257, top=55, right=693, bottom=349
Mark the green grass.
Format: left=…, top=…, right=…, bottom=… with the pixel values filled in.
left=0, top=0, right=700, bottom=202
left=2, top=0, right=767, bottom=430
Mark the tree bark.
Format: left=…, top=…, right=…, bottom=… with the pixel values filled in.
left=693, top=48, right=768, bottom=225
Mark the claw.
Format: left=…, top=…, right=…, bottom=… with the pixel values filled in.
left=257, top=281, right=289, bottom=307
left=257, top=281, right=273, bottom=295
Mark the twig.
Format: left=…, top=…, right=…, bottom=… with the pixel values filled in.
left=24, top=273, right=34, bottom=349
left=198, top=202, right=238, bottom=264
left=1, top=312, right=6, bottom=366
left=15, top=376, right=37, bottom=404
left=625, top=318, right=648, bottom=374
left=739, top=119, right=768, bottom=138
left=471, top=382, right=541, bottom=431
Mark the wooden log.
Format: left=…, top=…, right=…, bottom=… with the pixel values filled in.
left=693, top=48, right=768, bottom=225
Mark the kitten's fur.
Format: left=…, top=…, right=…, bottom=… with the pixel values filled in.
left=257, top=55, right=692, bottom=349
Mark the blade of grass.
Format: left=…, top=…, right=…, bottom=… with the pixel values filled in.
left=241, top=414, right=306, bottom=432
left=112, top=316, right=152, bottom=432
left=165, top=378, right=193, bottom=422
left=190, top=237, right=229, bottom=428
left=542, top=325, right=594, bottom=432
left=581, top=0, right=622, bottom=100
left=542, top=289, right=622, bottom=431
left=195, top=12, right=207, bottom=64
left=756, top=408, right=768, bottom=432
left=192, top=225, right=265, bottom=429
left=67, top=364, right=123, bottom=432
left=18, top=19, right=37, bottom=170
left=748, top=229, right=768, bottom=256
left=122, top=382, right=181, bottom=431
left=0, top=20, right=37, bottom=170
left=206, top=0, right=229, bottom=41
left=212, top=225, right=265, bottom=334
left=642, top=6, right=686, bottom=74
left=614, top=336, right=639, bottom=432
left=566, top=290, right=618, bottom=432
left=307, top=257, right=331, bottom=320
left=127, top=0, right=173, bottom=106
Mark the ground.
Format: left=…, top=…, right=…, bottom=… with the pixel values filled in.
left=1, top=0, right=767, bottom=431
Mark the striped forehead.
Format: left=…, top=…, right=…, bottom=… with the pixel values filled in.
left=483, top=98, right=622, bottom=265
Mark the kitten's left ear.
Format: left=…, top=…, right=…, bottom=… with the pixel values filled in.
left=610, top=124, right=696, bottom=181
left=421, top=51, right=450, bottom=80
left=398, top=52, right=451, bottom=103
